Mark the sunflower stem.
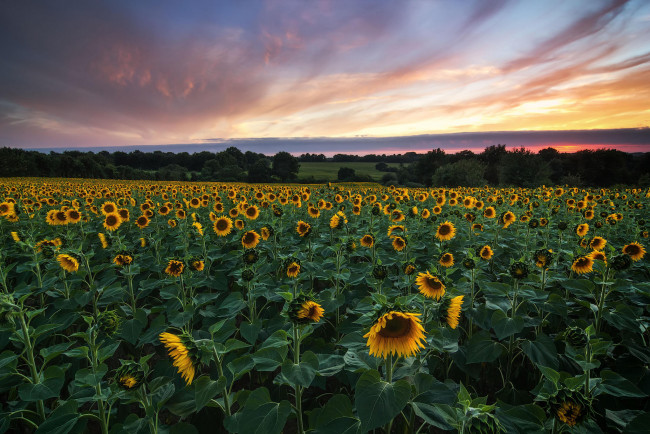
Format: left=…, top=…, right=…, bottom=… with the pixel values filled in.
left=292, top=324, right=304, bottom=434
left=18, top=310, right=46, bottom=423
left=594, top=268, right=610, bottom=333
left=212, top=349, right=231, bottom=416
left=384, top=354, right=394, bottom=433
left=584, top=342, right=592, bottom=396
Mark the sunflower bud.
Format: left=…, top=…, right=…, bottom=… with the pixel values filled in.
left=371, top=206, right=381, bottom=216
left=610, top=254, right=632, bottom=271
left=548, top=388, right=592, bottom=428
left=243, top=249, right=259, bottom=265
left=462, top=257, right=476, bottom=270
left=372, top=265, right=388, bottom=280
left=558, top=222, right=568, bottom=231
left=97, top=310, right=121, bottom=336
left=564, top=326, right=587, bottom=348
left=114, top=361, right=145, bottom=390
left=403, top=263, right=416, bottom=275
left=509, top=262, right=528, bottom=279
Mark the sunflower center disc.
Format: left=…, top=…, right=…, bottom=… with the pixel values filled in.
left=379, top=316, right=411, bottom=338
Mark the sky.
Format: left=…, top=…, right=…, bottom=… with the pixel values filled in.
left=1, top=0, right=650, bottom=155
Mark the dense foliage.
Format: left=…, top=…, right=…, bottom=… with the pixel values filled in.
left=0, top=179, right=649, bottom=433
left=2, top=145, right=650, bottom=187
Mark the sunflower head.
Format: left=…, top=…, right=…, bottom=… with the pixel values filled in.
left=242, top=269, right=255, bottom=282
left=190, top=258, right=205, bottom=271
left=477, top=245, right=494, bottom=261
left=57, top=253, right=80, bottom=273
left=363, top=310, right=426, bottom=359
left=285, top=259, right=301, bottom=278
left=213, top=217, right=233, bottom=237
left=571, top=255, right=593, bottom=275
left=548, top=388, right=592, bottom=428
left=392, top=236, right=407, bottom=252
left=113, top=252, right=134, bottom=267
left=360, top=234, right=375, bottom=248
left=439, top=252, right=454, bottom=268
left=261, top=225, right=274, bottom=240
left=533, top=249, right=554, bottom=269
left=243, top=249, right=259, bottom=265
left=165, top=259, right=185, bottom=277
left=435, top=221, right=456, bottom=241
left=114, top=361, right=145, bottom=390
left=557, top=221, right=568, bottom=231
left=439, top=295, right=464, bottom=329
left=466, top=410, right=505, bottom=434
left=622, top=242, right=645, bottom=262
left=509, top=262, right=529, bottom=279
left=528, top=218, right=539, bottom=229
left=416, top=271, right=445, bottom=300
left=462, top=257, right=475, bottom=269
left=372, top=265, right=388, bottom=280
left=403, top=263, right=416, bottom=275
left=289, top=295, right=324, bottom=324
left=241, top=230, right=261, bottom=249
left=296, top=220, right=312, bottom=237
left=97, top=310, right=122, bottom=337
left=564, top=326, right=588, bottom=348
left=159, top=331, right=199, bottom=386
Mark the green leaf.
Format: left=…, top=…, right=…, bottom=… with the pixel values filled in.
left=19, top=365, right=66, bottom=401
left=561, top=279, right=595, bottom=298
left=354, top=369, right=411, bottom=432
left=35, top=399, right=80, bottom=434
left=491, top=310, right=524, bottom=340
left=194, top=376, right=223, bottom=412
left=252, top=347, right=288, bottom=371
left=594, top=370, right=647, bottom=398
left=236, top=389, right=292, bottom=434
left=464, top=331, right=503, bottom=364
left=240, top=321, right=262, bottom=344
left=312, top=417, right=361, bottom=434
left=495, top=403, right=546, bottom=434
left=313, top=394, right=353, bottom=427
left=119, top=314, right=146, bottom=345
left=521, top=334, right=558, bottom=369
left=259, top=330, right=289, bottom=350
left=227, top=355, right=255, bottom=381
left=410, top=402, right=455, bottom=431
left=624, top=411, right=650, bottom=434
left=316, top=354, right=345, bottom=376
left=280, top=351, right=319, bottom=387
left=170, top=422, right=199, bottom=434
left=40, top=342, right=74, bottom=364
left=537, top=366, right=560, bottom=384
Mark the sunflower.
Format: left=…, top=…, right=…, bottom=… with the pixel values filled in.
left=159, top=332, right=197, bottom=386
left=65, top=209, right=82, bottom=223
left=330, top=211, right=347, bottom=229
left=439, top=252, right=454, bottom=268
left=103, top=213, right=122, bottom=231
left=296, top=220, right=311, bottom=237
left=115, top=362, right=144, bottom=390
left=387, top=225, right=406, bottom=238
left=245, top=205, right=260, bottom=220
left=432, top=206, right=442, bottom=215
left=575, top=224, right=589, bottom=237
left=403, top=264, right=416, bottom=275
left=533, top=249, right=554, bottom=268
left=168, top=219, right=177, bottom=228
left=500, top=211, right=516, bottom=228
left=190, top=259, right=205, bottom=271
left=364, top=311, right=426, bottom=358
left=483, top=207, right=496, bottom=218
left=101, top=201, right=117, bottom=215
left=234, top=219, right=245, bottom=230
left=435, top=221, right=456, bottom=241
left=571, top=256, right=593, bottom=275
left=587, top=251, right=607, bottom=265
left=213, top=217, right=233, bottom=236
left=622, top=242, right=645, bottom=261
left=135, top=215, right=150, bottom=229
left=113, top=254, right=133, bottom=267
left=261, top=226, right=274, bottom=240
left=11, top=231, right=20, bottom=242
left=421, top=209, right=430, bottom=219
left=176, top=209, right=186, bottom=220
left=289, top=297, right=324, bottom=323
left=241, top=230, right=261, bottom=249
left=57, top=254, right=79, bottom=273
left=392, top=236, right=407, bottom=252
left=243, top=249, right=259, bottom=265
left=308, top=206, right=320, bottom=218
left=416, top=271, right=446, bottom=300
left=478, top=245, right=494, bottom=260
left=360, top=234, right=375, bottom=248
left=286, top=261, right=301, bottom=278
left=443, top=295, right=464, bottom=329
left=118, top=208, right=130, bottom=222
left=165, top=260, right=185, bottom=277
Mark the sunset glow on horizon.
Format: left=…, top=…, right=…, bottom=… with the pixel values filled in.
left=1, top=0, right=650, bottom=154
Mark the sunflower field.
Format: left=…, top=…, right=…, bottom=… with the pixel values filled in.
left=0, top=179, right=649, bottom=434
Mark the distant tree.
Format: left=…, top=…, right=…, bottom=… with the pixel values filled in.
left=247, top=158, right=272, bottom=183
left=272, top=151, right=300, bottom=181
left=381, top=172, right=398, bottom=185
left=412, top=148, right=446, bottom=186
left=375, top=162, right=389, bottom=171
left=479, top=144, right=507, bottom=185
left=338, top=167, right=356, bottom=181
left=499, top=147, right=551, bottom=187
left=432, top=159, right=487, bottom=187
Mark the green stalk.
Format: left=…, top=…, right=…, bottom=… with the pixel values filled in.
left=595, top=268, right=610, bottom=333
left=293, top=325, right=304, bottom=434
left=384, top=353, right=394, bottom=433
left=90, top=332, right=109, bottom=434
left=18, top=312, right=46, bottom=422
left=212, top=349, right=231, bottom=416
left=584, top=342, right=591, bottom=396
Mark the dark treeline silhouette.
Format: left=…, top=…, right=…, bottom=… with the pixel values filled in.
left=1, top=145, right=649, bottom=187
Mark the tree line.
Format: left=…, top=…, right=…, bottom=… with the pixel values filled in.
left=1, top=145, right=649, bottom=187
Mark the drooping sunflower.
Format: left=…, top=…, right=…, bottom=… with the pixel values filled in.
left=241, top=230, right=261, bottom=249
left=190, top=259, right=205, bottom=271
left=135, top=215, right=150, bottom=229
left=415, top=271, right=446, bottom=300
left=296, top=220, right=311, bottom=237
left=364, top=311, right=426, bottom=359
left=439, top=252, right=454, bottom=268
left=622, top=242, right=645, bottom=261
left=103, top=213, right=122, bottom=231
left=159, top=332, right=197, bottom=386
left=392, top=236, right=407, bottom=252
left=330, top=211, right=348, bottom=229
left=442, top=295, right=464, bottom=329
left=286, top=261, right=301, bottom=278
left=165, top=259, right=185, bottom=277
left=571, top=255, right=593, bottom=275
left=114, top=362, right=144, bottom=390
left=435, top=221, right=456, bottom=241
left=478, top=245, right=494, bottom=260
left=57, top=254, right=79, bottom=273
left=213, top=217, right=233, bottom=237
left=533, top=249, right=554, bottom=268
left=113, top=254, right=133, bottom=267
left=403, top=264, right=416, bottom=275
left=360, top=234, right=375, bottom=248
left=499, top=211, right=516, bottom=228
left=261, top=225, right=274, bottom=240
